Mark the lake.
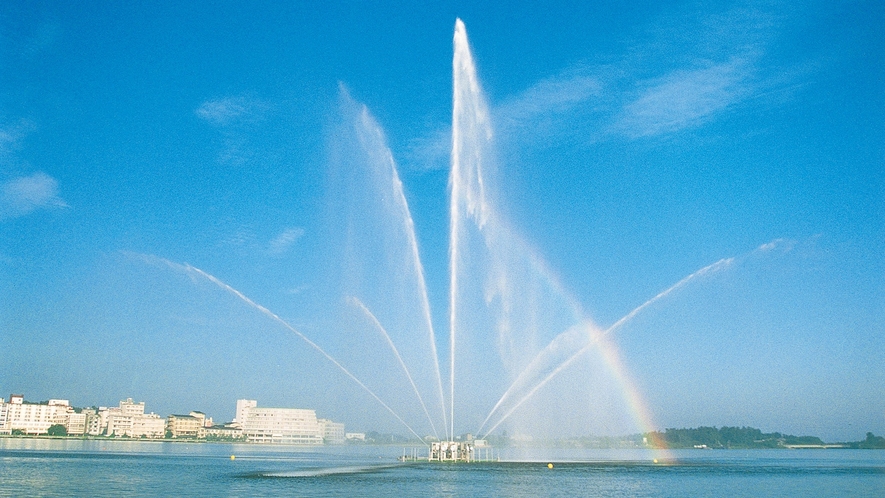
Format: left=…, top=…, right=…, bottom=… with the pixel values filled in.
left=1, top=439, right=883, bottom=497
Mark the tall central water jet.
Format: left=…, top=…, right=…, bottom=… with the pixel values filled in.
left=449, top=18, right=493, bottom=442
left=446, top=19, right=596, bottom=443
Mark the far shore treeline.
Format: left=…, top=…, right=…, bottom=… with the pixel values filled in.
left=643, top=427, right=885, bottom=449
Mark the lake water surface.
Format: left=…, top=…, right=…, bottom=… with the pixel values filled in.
left=1, top=439, right=882, bottom=497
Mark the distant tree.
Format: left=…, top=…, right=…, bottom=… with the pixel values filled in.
left=858, top=432, right=885, bottom=449
left=47, top=424, right=67, bottom=436
left=782, top=435, right=824, bottom=446
left=653, top=426, right=800, bottom=449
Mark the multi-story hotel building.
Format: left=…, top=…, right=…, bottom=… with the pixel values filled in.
left=166, top=411, right=208, bottom=438
left=105, top=398, right=165, bottom=438
left=238, top=399, right=332, bottom=445
left=83, top=408, right=102, bottom=436
left=319, top=418, right=346, bottom=444
left=65, top=411, right=87, bottom=435
left=0, top=395, right=72, bottom=435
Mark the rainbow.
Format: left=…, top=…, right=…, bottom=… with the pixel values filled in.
left=474, top=241, right=738, bottom=462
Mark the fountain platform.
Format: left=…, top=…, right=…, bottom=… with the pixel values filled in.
left=398, top=441, right=498, bottom=463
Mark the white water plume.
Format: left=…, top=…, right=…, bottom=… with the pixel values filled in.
left=349, top=296, right=440, bottom=440
left=326, top=88, right=448, bottom=439
left=181, top=262, right=429, bottom=444
left=354, top=102, right=448, bottom=439
left=478, top=256, right=738, bottom=437
left=449, top=18, right=594, bottom=439
left=448, top=18, right=493, bottom=439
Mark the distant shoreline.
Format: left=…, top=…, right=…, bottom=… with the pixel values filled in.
left=2, top=433, right=883, bottom=449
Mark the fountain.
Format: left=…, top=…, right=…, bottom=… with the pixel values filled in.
left=150, top=19, right=760, bottom=461
left=319, top=19, right=650, bottom=460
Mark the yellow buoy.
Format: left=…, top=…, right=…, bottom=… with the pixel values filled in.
left=230, top=455, right=236, bottom=461
left=547, top=463, right=554, bottom=469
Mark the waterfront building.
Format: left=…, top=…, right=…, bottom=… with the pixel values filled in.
left=233, top=399, right=257, bottom=427
left=204, top=423, right=245, bottom=440
left=236, top=400, right=339, bottom=445
left=97, top=407, right=111, bottom=434
left=119, top=398, right=146, bottom=416
left=319, top=419, right=345, bottom=444
left=0, top=395, right=73, bottom=435
left=166, top=411, right=207, bottom=438
left=65, top=412, right=87, bottom=435
left=105, top=398, right=165, bottom=438
left=0, top=398, right=6, bottom=431
left=131, top=413, right=165, bottom=438
left=242, top=406, right=323, bottom=444
left=83, top=409, right=103, bottom=436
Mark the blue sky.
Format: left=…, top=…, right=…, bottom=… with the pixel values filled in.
left=1, top=1, right=882, bottom=442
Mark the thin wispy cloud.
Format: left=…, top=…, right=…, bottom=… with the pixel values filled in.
left=0, top=119, right=36, bottom=160
left=0, top=171, right=68, bottom=220
left=216, top=136, right=254, bottom=166
left=499, top=73, right=601, bottom=125
left=195, top=96, right=267, bottom=127
left=286, top=284, right=309, bottom=295
left=217, top=225, right=304, bottom=257
left=495, top=72, right=603, bottom=145
left=266, top=227, right=305, bottom=256
left=0, top=128, right=18, bottom=155
left=613, top=58, right=753, bottom=138
left=196, top=96, right=270, bottom=165
left=598, top=4, right=783, bottom=139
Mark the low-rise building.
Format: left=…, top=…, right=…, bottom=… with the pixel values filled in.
left=166, top=412, right=207, bottom=438
left=346, top=432, right=366, bottom=441
left=130, top=413, right=165, bottom=438
left=205, top=424, right=245, bottom=440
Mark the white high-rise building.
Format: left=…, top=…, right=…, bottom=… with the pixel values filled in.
left=234, top=399, right=257, bottom=427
